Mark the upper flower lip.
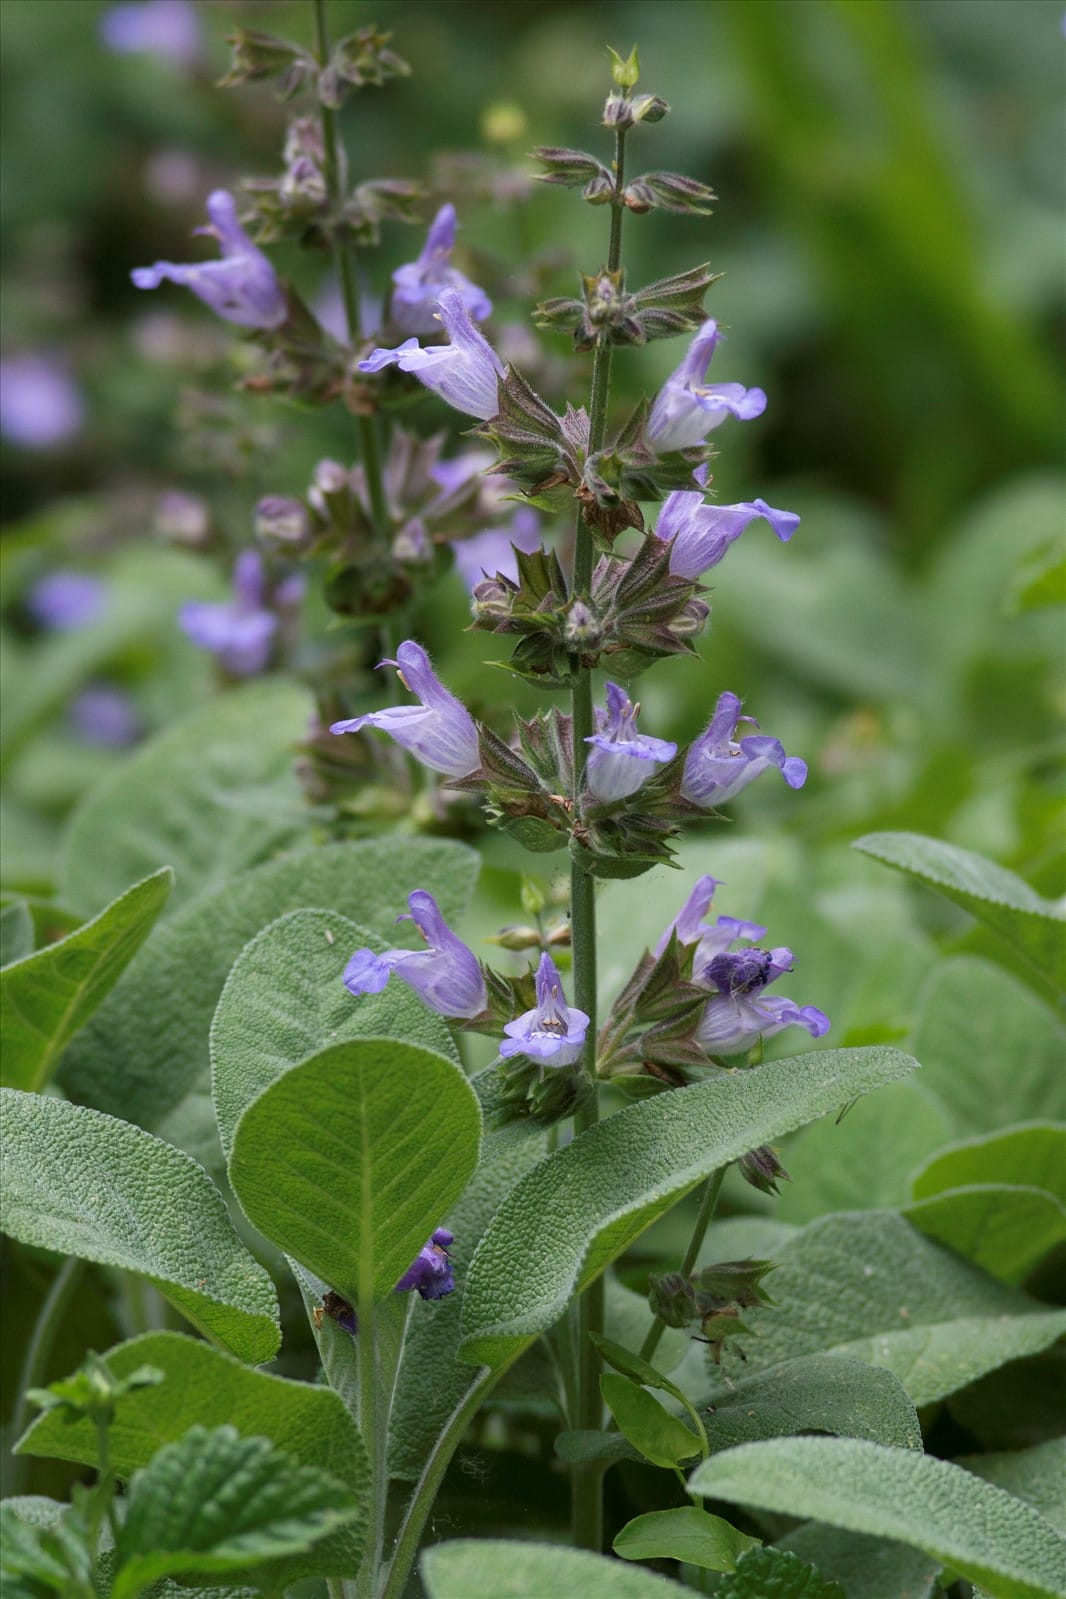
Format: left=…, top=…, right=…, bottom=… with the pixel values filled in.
left=131, top=190, right=287, bottom=330
left=647, top=318, right=767, bottom=452
left=329, top=639, right=481, bottom=778
left=357, top=287, right=505, bottom=420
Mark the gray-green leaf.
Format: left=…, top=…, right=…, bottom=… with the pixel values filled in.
left=1, top=899, right=34, bottom=967
left=903, top=1183, right=1066, bottom=1283
left=911, top=1123, right=1066, bottom=1203
left=600, top=1372, right=701, bottom=1467
left=705, top=1355, right=921, bottom=1454
left=422, top=1539, right=689, bottom=1599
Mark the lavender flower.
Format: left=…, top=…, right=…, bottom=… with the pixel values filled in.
left=0, top=356, right=85, bottom=449
left=99, top=0, right=202, bottom=64
left=500, top=952, right=590, bottom=1067
left=358, top=287, right=505, bottom=420
left=585, top=682, right=677, bottom=803
left=391, top=204, right=492, bottom=335
left=69, top=684, right=140, bottom=748
left=179, top=549, right=284, bottom=677
left=695, top=939, right=829, bottom=1056
left=657, top=484, right=799, bottom=579
left=132, top=191, right=287, bottom=330
left=330, top=639, right=481, bottom=778
left=653, top=875, right=768, bottom=967
left=682, top=692, right=807, bottom=808
left=28, top=572, right=105, bottom=631
left=396, top=1227, right=456, bottom=1301
left=451, top=506, right=542, bottom=591
left=647, top=321, right=766, bottom=453
left=342, top=889, right=487, bottom=1019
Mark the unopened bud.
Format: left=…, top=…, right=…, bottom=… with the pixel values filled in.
left=392, top=517, right=431, bottom=564
left=255, top=495, right=311, bottom=547
left=647, top=1270, right=698, bottom=1329
left=564, top=599, right=602, bottom=652
left=583, top=269, right=624, bottom=326
left=487, top=924, right=543, bottom=952
left=583, top=172, right=616, bottom=206
left=154, top=490, right=210, bottom=548
left=284, top=116, right=325, bottom=166
left=672, top=596, right=711, bottom=639
left=696, top=1258, right=775, bottom=1310
left=603, top=91, right=669, bottom=130
left=738, top=1144, right=790, bottom=1196
left=472, top=574, right=513, bottom=622
left=281, top=155, right=327, bottom=211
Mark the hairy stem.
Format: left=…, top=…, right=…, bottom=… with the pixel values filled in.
left=639, top=1165, right=727, bottom=1365
left=6, top=1256, right=82, bottom=1494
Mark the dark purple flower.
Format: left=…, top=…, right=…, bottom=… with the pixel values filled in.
left=27, top=572, right=105, bottom=631
left=657, top=481, right=799, bottom=579
left=500, top=952, right=589, bottom=1067
left=647, top=321, right=766, bottom=453
left=0, top=356, right=85, bottom=450
left=695, top=936, right=829, bottom=1056
left=396, top=1227, right=456, bottom=1301
left=585, top=682, right=677, bottom=803
left=330, top=639, right=480, bottom=777
left=179, top=549, right=281, bottom=676
left=358, top=287, right=505, bottom=420
left=451, top=506, right=542, bottom=591
left=391, top=204, right=492, bottom=336
left=342, top=890, right=487, bottom=1019
left=68, top=684, right=140, bottom=748
left=132, top=191, right=287, bottom=330
left=99, top=0, right=202, bottom=64
left=682, top=692, right=807, bottom=808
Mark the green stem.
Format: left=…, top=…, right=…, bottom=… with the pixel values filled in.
left=355, top=1301, right=384, bottom=1599
left=6, top=1257, right=82, bottom=1494
left=639, top=1166, right=726, bottom=1365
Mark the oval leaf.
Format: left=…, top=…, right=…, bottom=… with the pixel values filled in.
left=911, top=1123, right=1066, bottom=1203
left=1, top=868, right=172, bottom=1092
left=903, top=1184, right=1066, bottom=1283
left=614, top=1506, right=759, bottom=1571
left=0, top=1089, right=279, bottom=1362
left=691, top=1437, right=1066, bottom=1599
left=228, top=1038, right=481, bottom=1304
left=705, top=1355, right=921, bottom=1454
left=422, top=1540, right=689, bottom=1599
left=459, top=1047, right=918, bottom=1371
left=601, top=1372, right=701, bottom=1468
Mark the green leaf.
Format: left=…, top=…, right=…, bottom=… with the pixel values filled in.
left=614, top=1506, right=760, bottom=1571
left=110, top=1424, right=357, bottom=1599
left=15, top=1329, right=369, bottom=1586
left=211, top=907, right=459, bottom=1159
left=911, top=1123, right=1066, bottom=1203
left=779, top=1523, right=939, bottom=1599
left=853, top=832, right=1065, bottom=992
left=0, top=1498, right=88, bottom=1599
left=1, top=900, right=34, bottom=966
left=0, top=1090, right=279, bottom=1362
left=600, top=1372, right=701, bottom=1467
left=714, top=1547, right=845, bottom=1599
left=459, top=1048, right=918, bottom=1372
left=903, top=1184, right=1066, bottom=1283
left=59, top=678, right=312, bottom=918
left=956, top=1439, right=1066, bottom=1536
left=228, top=1038, right=481, bottom=1304
left=690, top=1437, right=1066, bottom=1599
left=591, top=1331, right=707, bottom=1443
left=705, top=1355, right=921, bottom=1454
left=909, top=959, right=1066, bottom=1136
left=0, top=869, right=172, bottom=1093
left=1008, top=544, right=1066, bottom=614
left=422, top=1540, right=690, bottom=1599
left=58, top=837, right=477, bottom=1163
left=700, top=1211, right=1066, bottom=1408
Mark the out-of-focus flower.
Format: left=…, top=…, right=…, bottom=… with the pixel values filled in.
left=358, top=287, right=505, bottom=420
left=657, top=478, right=799, bottom=579
left=391, top=204, right=492, bottom=335
left=132, top=191, right=287, bottom=330
left=154, top=489, right=210, bottom=547
left=451, top=505, right=541, bottom=591
left=342, top=890, right=487, bottom=1019
left=585, top=682, right=677, bottom=803
left=68, top=684, right=141, bottom=748
left=647, top=321, right=766, bottom=453
left=179, top=548, right=301, bottom=676
left=682, top=692, right=807, bottom=808
left=396, top=1228, right=456, bottom=1301
left=500, top=952, right=589, bottom=1067
left=330, top=639, right=481, bottom=777
left=0, top=356, right=85, bottom=450
left=27, top=572, right=105, bottom=631
left=99, top=0, right=202, bottom=65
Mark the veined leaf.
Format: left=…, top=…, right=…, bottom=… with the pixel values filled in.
left=911, top=1123, right=1066, bottom=1203
left=613, top=1506, right=759, bottom=1571
left=422, top=1540, right=689, bottom=1599
left=779, top=1523, right=939, bottom=1599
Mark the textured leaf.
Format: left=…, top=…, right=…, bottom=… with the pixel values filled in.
left=211, top=907, right=458, bottom=1158
left=229, top=1038, right=481, bottom=1305
left=779, top=1523, right=939, bottom=1599
left=58, top=837, right=477, bottom=1162
left=601, top=1372, right=701, bottom=1467
left=613, top=1506, right=759, bottom=1571
left=854, top=832, right=1065, bottom=991
left=691, top=1437, right=1066, bottom=1599
left=110, top=1424, right=356, bottom=1599
left=956, top=1439, right=1066, bottom=1536
left=0, top=869, right=172, bottom=1093
left=714, top=1546, right=845, bottom=1599
left=903, top=1184, right=1066, bottom=1283
left=459, top=1048, right=918, bottom=1371
left=1, top=900, right=33, bottom=966
left=422, top=1540, right=688, bottom=1599
left=15, top=1330, right=369, bottom=1586
left=705, top=1355, right=921, bottom=1454
left=701, top=1211, right=1066, bottom=1408
left=60, top=678, right=311, bottom=918
left=909, top=959, right=1066, bottom=1136
left=911, top=1124, right=1066, bottom=1203
left=0, top=1090, right=279, bottom=1362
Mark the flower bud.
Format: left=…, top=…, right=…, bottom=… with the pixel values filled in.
left=254, top=495, right=310, bottom=548
left=563, top=600, right=602, bottom=652
left=647, top=1270, right=698, bottom=1329
left=738, top=1143, right=790, bottom=1196
left=471, top=574, right=514, bottom=623
left=154, top=489, right=210, bottom=548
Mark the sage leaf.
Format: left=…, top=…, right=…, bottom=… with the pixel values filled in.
left=613, top=1506, right=759, bottom=1571
left=422, top=1539, right=689, bottom=1599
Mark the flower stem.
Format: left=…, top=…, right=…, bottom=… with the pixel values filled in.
left=312, top=0, right=390, bottom=542
left=6, top=1256, right=82, bottom=1494
left=639, top=1165, right=726, bottom=1365
left=568, top=118, right=629, bottom=1557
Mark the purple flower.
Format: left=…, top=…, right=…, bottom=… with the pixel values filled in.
left=0, top=356, right=85, bottom=450
left=358, top=287, right=505, bottom=420
left=69, top=684, right=140, bottom=748
left=99, top=0, right=202, bottom=64
left=391, top=204, right=492, bottom=336
left=342, top=890, right=487, bottom=1020
left=585, top=682, right=677, bottom=804
left=500, top=952, right=590, bottom=1067
left=132, top=191, right=287, bottom=330
left=396, top=1228, right=456, bottom=1301
left=451, top=505, right=542, bottom=591
left=27, top=572, right=105, bottom=631
left=330, top=639, right=481, bottom=778
left=657, top=485, right=799, bottom=579
left=682, top=692, right=807, bottom=808
left=647, top=321, right=766, bottom=453
left=653, top=875, right=768, bottom=967
left=179, top=549, right=280, bottom=676
left=695, top=939, right=830, bottom=1057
